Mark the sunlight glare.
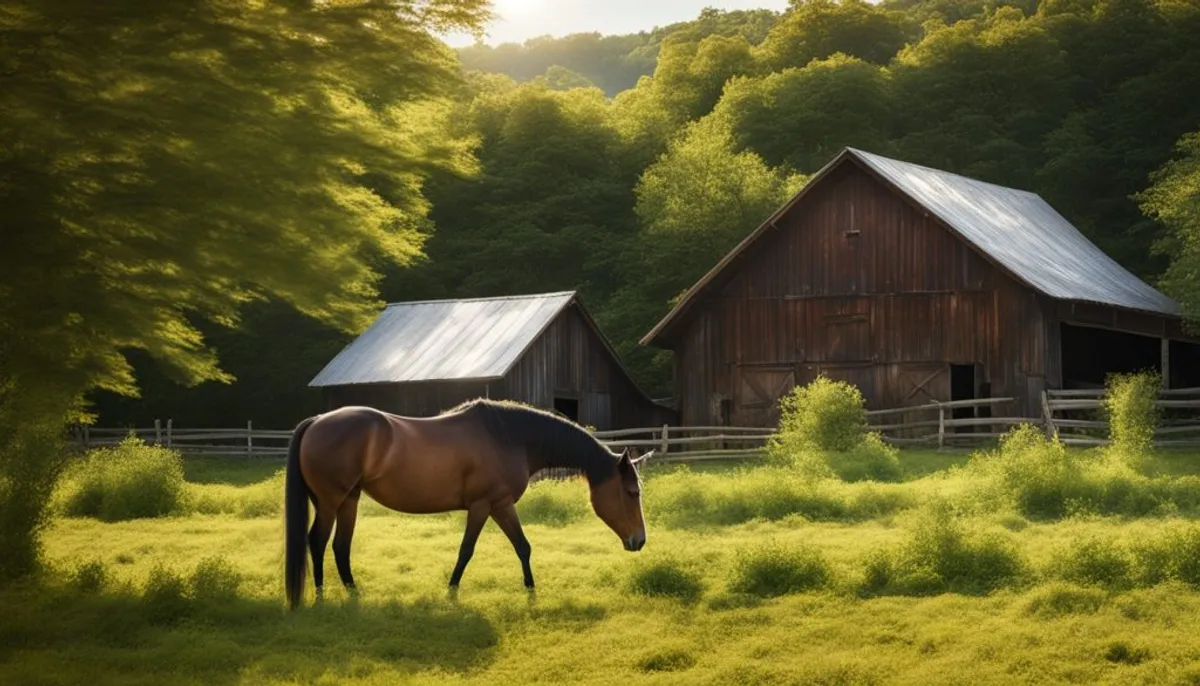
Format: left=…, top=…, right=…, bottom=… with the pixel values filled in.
left=494, top=0, right=545, bottom=18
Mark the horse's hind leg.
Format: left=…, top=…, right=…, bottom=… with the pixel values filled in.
left=491, top=502, right=534, bottom=589
left=308, top=502, right=336, bottom=599
left=333, top=488, right=361, bottom=592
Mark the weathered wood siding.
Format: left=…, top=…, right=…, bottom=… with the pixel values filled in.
left=323, top=303, right=674, bottom=430
left=671, top=162, right=1050, bottom=426
left=501, top=304, right=675, bottom=430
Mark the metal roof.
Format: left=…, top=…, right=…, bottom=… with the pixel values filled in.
left=641, top=147, right=1180, bottom=346
left=850, top=148, right=1179, bottom=316
left=309, top=292, right=576, bottom=386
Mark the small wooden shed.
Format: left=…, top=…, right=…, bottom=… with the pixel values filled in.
left=309, top=291, right=675, bottom=430
left=640, top=147, right=1200, bottom=427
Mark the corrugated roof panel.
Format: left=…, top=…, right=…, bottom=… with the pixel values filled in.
left=308, top=292, right=576, bottom=386
left=849, top=148, right=1179, bottom=316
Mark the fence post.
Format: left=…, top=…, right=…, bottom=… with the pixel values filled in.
left=937, top=405, right=945, bottom=450
left=247, top=420, right=253, bottom=456
left=154, top=419, right=162, bottom=445
left=1041, top=391, right=1058, bottom=440
left=660, top=425, right=669, bottom=455
left=166, top=419, right=173, bottom=448
left=83, top=425, right=90, bottom=448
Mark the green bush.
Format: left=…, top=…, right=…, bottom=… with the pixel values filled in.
left=71, top=559, right=109, bottom=593
left=58, top=436, right=187, bottom=521
left=729, top=540, right=833, bottom=597
left=860, top=504, right=1026, bottom=596
left=1103, top=371, right=1160, bottom=466
left=142, top=565, right=192, bottom=625
left=1024, top=582, right=1107, bottom=617
left=628, top=556, right=705, bottom=602
left=516, top=479, right=589, bottom=527
left=1053, top=537, right=1134, bottom=590
left=826, top=433, right=903, bottom=483
left=190, top=556, right=242, bottom=601
left=769, top=376, right=868, bottom=454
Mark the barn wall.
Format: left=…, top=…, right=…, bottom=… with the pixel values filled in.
left=322, top=380, right=490, bottom=416
left=671, top=162, right=1049, bottom=427
left=502, top=304, right=675, bottom=430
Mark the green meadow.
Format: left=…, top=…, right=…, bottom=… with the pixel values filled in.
left=8, top=431, right=1200, bottom=685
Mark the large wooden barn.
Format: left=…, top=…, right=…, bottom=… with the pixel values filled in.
left=309, top=291, right=675, bottom=430
left=640, top=147, right=1200, bottom=427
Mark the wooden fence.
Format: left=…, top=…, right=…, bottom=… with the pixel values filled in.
left=72, top=388, right=1200, bottom=466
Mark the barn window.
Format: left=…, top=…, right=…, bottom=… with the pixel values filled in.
left=553, top=396, right=579, bottom=422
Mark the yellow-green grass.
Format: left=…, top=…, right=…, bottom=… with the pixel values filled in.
left=8, top=453, right=1200, bottom=685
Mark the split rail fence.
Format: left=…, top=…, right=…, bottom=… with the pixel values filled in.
left=72, top=389, right=1200, bottom=467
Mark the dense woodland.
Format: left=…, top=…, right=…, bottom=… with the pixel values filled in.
left=2, top=0, right=1200, bottom=578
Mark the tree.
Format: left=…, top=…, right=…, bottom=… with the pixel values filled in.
left=756, top=0, right=915, bottom=71
left=0, top=0, right=488, bottom=580
left=602, top=116, right=806, bottom=393
left=1138, top=132, right=1200, bottom=326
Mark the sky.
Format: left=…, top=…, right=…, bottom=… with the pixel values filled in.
left=441, top=0, right=794, bottom=47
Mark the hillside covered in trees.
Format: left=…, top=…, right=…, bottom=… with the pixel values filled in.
left=91, top=0, right=1200, bottom=429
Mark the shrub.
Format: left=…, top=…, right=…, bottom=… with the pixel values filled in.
left=1103, top=371, right=1160, bottom=466
left=628, top=556, right=705, bottom=602
left=71, top=559, right=109, bottom=593
left=860, top=504, right=1026, bottom=596
left=142, top=565, right=191, bottom=625
left=826, top=433, right=903, bottom=483
left=190, top=556, right=241, bottom=601
left=769, top=376, right=868, bottom=455
left=1053, top=537, right=1133, bottom=590
left=728, top=540, right=833, bottom=597
left=1024, top=582, right=1107, bottom=618
left=58, top=436, right=187, bottom=521
left=516, top=479, right=589, bottom=527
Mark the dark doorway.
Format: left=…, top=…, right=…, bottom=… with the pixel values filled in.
left=950, top=364, right=976, bottom=433
left=1061, top=324, right=1160, bottom=389
left=1170, top=340, right=1200, bottom=388
left=553, top=396, right=579, bottom=423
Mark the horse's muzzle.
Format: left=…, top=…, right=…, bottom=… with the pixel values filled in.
left=624, top=533, right=646, bottom=552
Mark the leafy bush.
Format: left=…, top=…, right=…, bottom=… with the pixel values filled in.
left=769, top=376, right=868, bottom=454
left=1103, top=371, right=1160, bottom=466
left=860, top=504, right=1026, bottom=596
left=142, top=565, right=192, bottom=625
left=190, top=556, right=242, bottom=601
left=646, top=466, right=911, bottom=528
left=516, top=479, right=589, bottom=526
left=58, top=437, right=187, bottom=521
left=1053, top=537, right=1134, bottom=590
left=71, top=559, right=109, bottom=593
left=826, top=433, right=903, bottom=483
left=728, top=540, right=833, bottom=597
left=628, top=556, right=705, bottom=602
left=1024, top=582, right=1107, bottom=617
left=960, top=425, right=1193, bottom=520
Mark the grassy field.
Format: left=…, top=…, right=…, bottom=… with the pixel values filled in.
left=7, top=442, right=1200, bottom=685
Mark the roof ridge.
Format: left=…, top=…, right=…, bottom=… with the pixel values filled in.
left=384, top=291, right=576, bottom=309
left=846, top=147, right=1041, bottom=197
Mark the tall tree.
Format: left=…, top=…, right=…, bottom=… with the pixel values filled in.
left=756, top=0, right=915, bottom=71
left=1138, top=132, right=1200, bottom=325
left=0, top=0, right=488, bottom=580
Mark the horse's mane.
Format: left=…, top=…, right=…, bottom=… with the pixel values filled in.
left=445, top=398, right=619, bottom=485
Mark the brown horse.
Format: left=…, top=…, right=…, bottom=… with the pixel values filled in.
left=283, top=398, right=651, bottom=609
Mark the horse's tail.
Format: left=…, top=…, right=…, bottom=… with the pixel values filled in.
left=285, top=415, right=318, bottom=610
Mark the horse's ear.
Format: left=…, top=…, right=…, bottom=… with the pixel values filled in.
left=631, top=449, right=654, bottom=466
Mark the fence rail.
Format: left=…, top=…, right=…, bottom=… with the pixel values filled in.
left=72, top=387, right=1200, bottom=465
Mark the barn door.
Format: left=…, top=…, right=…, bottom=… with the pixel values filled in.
left=736, top=366, right=796, bottom=427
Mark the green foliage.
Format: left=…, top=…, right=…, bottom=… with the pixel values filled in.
left=1139, top=131, right=1200, bottom=324
left=1054, top=537, right=1134, bottom=590
left=1024, top=582, right=1107, bottom=617
left=627, top=556, right=705, bottom=602
left=189, top=556, right=242, bottom=602
left=1103, top=371, right=1161, bottom=462
left=142, top=565, right=192, bottom=626
left=515, top=479, right=590, bottom=527
left=71, top=560, right=110, bottom=594
left=862, top=503, right=1026, bottom=596
left=0, top=0, right=489, bottom=577
left=771, top=376, right=869, bottom=453
left=728, top=540, right=833, bottom=597
left=647, top=465, right=911, bottom=528
left=56, top=437, right=187, bottom=522
left=827, top=433, right=904, bottom=483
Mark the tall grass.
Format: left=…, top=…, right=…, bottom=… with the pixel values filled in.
left=55, top=437, right=188, bottom=521
left=1103, top=371, right=1161, bottom=466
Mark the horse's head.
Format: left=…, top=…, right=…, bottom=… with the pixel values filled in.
left=589, top=447, right=652, bottom=552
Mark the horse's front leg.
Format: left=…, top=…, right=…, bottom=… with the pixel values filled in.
left=491, top=502, right=534, bottom=589
left=449, top=500, right=491, bottom=588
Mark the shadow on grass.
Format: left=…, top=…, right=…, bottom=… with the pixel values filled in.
left=0, top=581, right=498, bottom=685
left=183, top=456, right=286, bottom=486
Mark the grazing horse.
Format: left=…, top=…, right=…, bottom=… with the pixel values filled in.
left=283, top=398, right=651, bottom=609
